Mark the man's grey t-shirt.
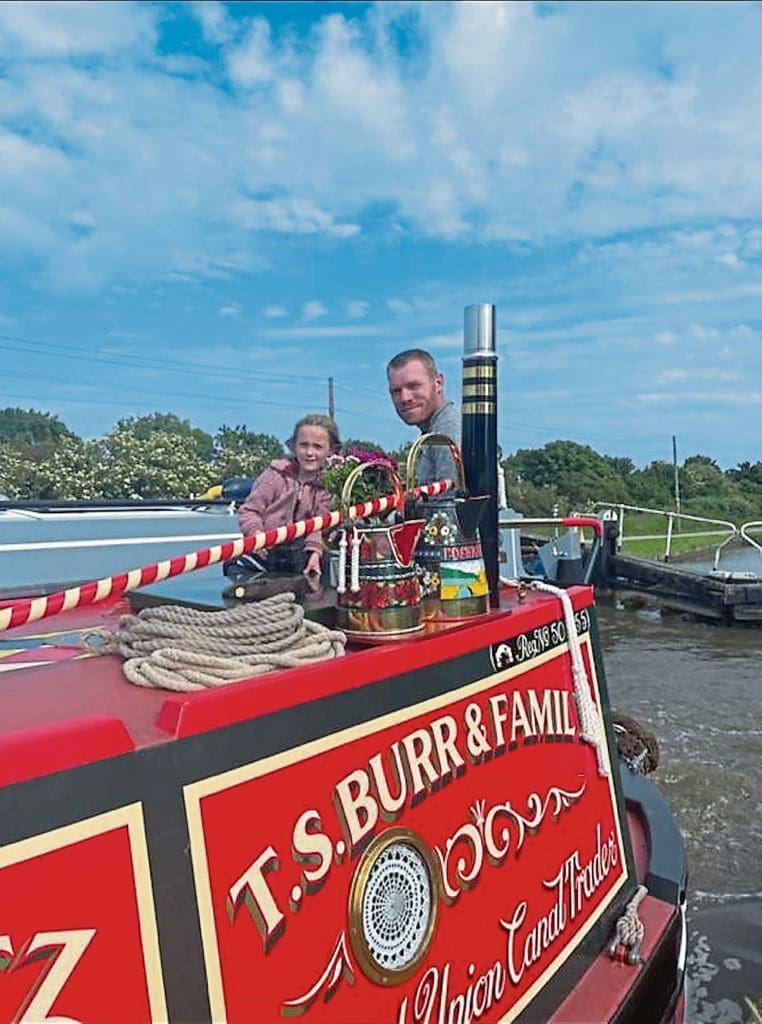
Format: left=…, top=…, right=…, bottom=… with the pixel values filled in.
left=414, top=401, right=461, bottom=485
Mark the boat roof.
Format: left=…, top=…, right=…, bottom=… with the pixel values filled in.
left=0, top=503, right=241, bottom=598
left=0, top=577, right=594, bottom=787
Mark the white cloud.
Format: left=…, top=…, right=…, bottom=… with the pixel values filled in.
left=414, top=331, right=461, bottom=352
left=68, top=209, right=98, bottom=231
left=656, top=368, right=739, bottom=385
left=0, top=129, right=69, bottom=180
left=233, top=196, right=359, bottom=238
left=0, top=203, right=57, bottom=253
left=277, top=79, right=304, bottom=115
left=226, top=17, right=277, bottom=87
left=302, top=301, right=328, bottom=321
left=3, top=0, right=762, bottom=331
left=264, top=325, right=378, bottom=339
left=311, top=14, right=414, bottom=162
left=689, top=324, right=721, bottom=342
left=0, top=0, right=156, bottom=57
left=345, top=300, right=369, bottom=319
left=192, top=2, right=235, bottom=46
left=635, top=390, right=762, bottom=406
left=264, top=305, right=287, bottom=318
left=219, top=303, right=241, bottom=317
left=716, top=252, right=742, bottom=269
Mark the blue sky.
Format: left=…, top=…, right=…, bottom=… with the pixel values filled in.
left=1, top=1, right=761, bottom=469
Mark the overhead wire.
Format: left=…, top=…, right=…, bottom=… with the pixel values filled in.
left=0, top=332, right=389, bottom=408
left=0, top=332, right=735, bottom=456
left=0, top=334, right=327, bottom=387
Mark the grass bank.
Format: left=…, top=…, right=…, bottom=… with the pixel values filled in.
left=620, top=532, right=729, bottom=560
left=513, top=513, right=762, bottom=563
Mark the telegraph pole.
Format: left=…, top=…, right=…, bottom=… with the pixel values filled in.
left=328, top=377, right=334, bottom=419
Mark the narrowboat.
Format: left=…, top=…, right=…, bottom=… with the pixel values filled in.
left=0, top=305, right=686, bottom=1023
left=0, top=497, right=241, bottom=600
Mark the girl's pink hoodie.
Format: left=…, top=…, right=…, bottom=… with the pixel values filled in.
left=237, top=459, right=331, bottom=554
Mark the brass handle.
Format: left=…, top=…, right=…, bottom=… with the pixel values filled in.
left=405, top=433, right=465, bottom=491
left=340, top=460, right=404, bottom=514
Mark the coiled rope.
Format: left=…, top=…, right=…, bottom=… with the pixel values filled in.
left=89, top=592, right=346, bottom=692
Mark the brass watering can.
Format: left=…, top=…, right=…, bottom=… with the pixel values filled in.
left=335, top=461, right=425, bottom=640
left=405, top=433, right=489, bottom=620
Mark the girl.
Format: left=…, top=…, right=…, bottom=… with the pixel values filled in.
left=237, top=414, right=340, bottom=576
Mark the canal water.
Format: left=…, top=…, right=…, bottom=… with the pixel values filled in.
left=597, top=583, right=762, bottom=1023
left=679, top=540, right=762, bottom=577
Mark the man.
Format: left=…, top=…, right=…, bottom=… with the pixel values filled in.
left=387, top=348, right=460, bottom=484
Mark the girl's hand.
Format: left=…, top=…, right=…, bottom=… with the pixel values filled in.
left=304, top=551, right=321, bottom=577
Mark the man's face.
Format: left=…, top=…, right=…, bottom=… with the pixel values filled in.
left=388, top=359, right=444, bottom=427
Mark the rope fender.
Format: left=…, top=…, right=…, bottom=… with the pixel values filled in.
left=88, top=592, right=347, bottom=692
left=607, top=884, right=648, bottom=964
left=612, top=711, right=660, bottom=774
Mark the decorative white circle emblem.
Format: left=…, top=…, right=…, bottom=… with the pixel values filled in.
left=362, top=842, right=431, bottom=971
left=348, top=828, right=439, bottom=985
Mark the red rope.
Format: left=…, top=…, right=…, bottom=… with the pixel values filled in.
left=0, top=479, right=453, bottom=633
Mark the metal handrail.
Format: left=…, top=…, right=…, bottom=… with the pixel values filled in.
left=499, top=515, right=603, bottom=539
left=498, top=515, right=604, bottom=585
left=740, top=521, right=762, bottom=564
left=593, top=502, right=737, bottom=569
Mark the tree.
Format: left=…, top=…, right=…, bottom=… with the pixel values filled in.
left=605, top=455, right=636, bottom=478
left=212, top=425, right=284, bottom=480
left=389, top=441, right=413, bottom=475
left=0, top=408, right=77, bottom=445
left=98, top=427, right=213, bottom=499
left=0, top=413, right=90, bottom=497
left=727, top=461, right=762, bottom=487
left=503, top=462, right=561, bottom=516
left=0, top=437, right=101, bottom=500
left=35, top=438, right=102, bottom=499
left=627, top=461, right=674, bottom=508
left=679, top=455, right=727, bottom=500
left=115, top=413, right=214, bottom=461
left=0, top=442, right=27, bottom=498
left=505, top=440, right=629, bottom=508
left=342, top=438, right=387, bottom=455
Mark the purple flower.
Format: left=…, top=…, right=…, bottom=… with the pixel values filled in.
left=322, top=447, right=398, bottom=507
left=343, top=447, right=397, bottom=469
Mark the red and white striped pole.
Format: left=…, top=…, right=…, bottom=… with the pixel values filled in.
left=0, top=480, right=453, bottom=634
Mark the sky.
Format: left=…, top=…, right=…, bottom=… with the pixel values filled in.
left=1, top=0, right=761, bottom=470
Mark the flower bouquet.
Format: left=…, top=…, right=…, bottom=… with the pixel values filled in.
left=323, top=447, right=398, bottom=513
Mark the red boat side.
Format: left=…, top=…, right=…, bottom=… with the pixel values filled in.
left=0, top=584, right=686, bottom=1023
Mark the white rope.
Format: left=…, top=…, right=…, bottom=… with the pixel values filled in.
left=607, top=884, right=648, bottom=964
left=349, top=526, right=361, bottom=593
left=500, top=577, right=609, bottom=777
left=90, top=593, right=346, bottom=692
left=336, top=530, right=348, bottom=594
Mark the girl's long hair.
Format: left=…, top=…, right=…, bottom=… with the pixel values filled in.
left=287, top=414, right=341, bottom=452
